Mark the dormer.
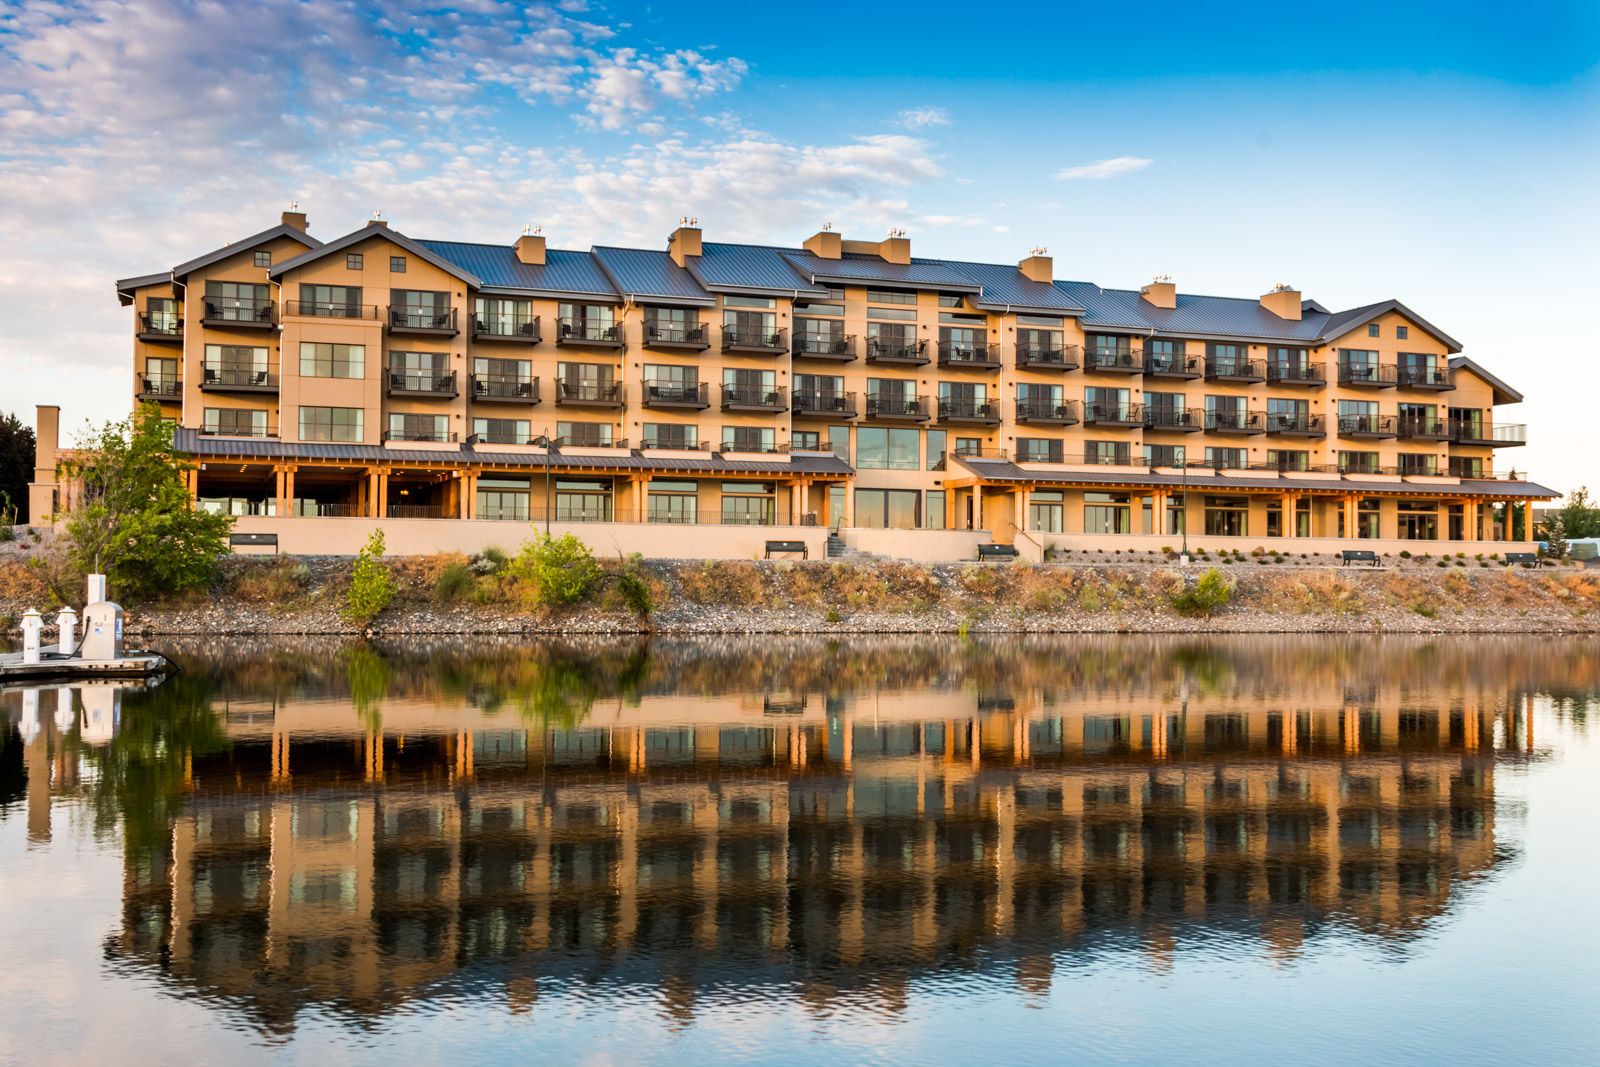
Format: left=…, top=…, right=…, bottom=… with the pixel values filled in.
left=669, top=218, right=702, bottom=267
left=803, top=228, right=841, bottom=259
left=1260, top=283, right=1302, bottom=320
left=1141, top=276, right=1176, bottom=309
left=1018, top=248, right=1052, bottom=284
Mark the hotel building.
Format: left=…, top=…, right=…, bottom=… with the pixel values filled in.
left=33, top=211, right=1556, bottom=557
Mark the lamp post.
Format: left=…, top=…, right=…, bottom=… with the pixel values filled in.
left=1179, top=458, right=1190, bottom=563
left=531, top=434, right=555, bottom=537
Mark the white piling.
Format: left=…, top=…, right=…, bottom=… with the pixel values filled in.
left=20, top=609, right=42, bottom=665
left=57, top=606, right=78, bottom=656
left=86, top=574, right=107, bottom=604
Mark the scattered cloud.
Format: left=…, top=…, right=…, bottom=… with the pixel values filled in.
left=1054, top=156, right=1153, bottom=180
left=898, top=106, right=949, bottom=129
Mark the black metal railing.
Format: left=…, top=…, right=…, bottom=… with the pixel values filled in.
left=285, top=299, right=380, bottom=319
left=555, top=318, right=623, bottom=345
left=201, top=297, right=274, bottom=325
left=387, top=370, right=457, bottom=396
left=1015, top=343, right=1078, bottom=371
left=383, top=428, right=458, bottom=443
left=1205, top=409, right=1267, bottom=433
left=937, top=397, right=1001, bottom=422
left=1338, top=362, right=1398, bottom=386
left=556, top=381, right=624, bottom=405
left=792, top=390, right=858, bottom=417
left=722, top=324, right=787, bottom=351
left=642, top=380, right=710, bottom=407
left=199, top=420, right=277, bottom=438
left=1264, top=412, right=1325, bottom=435
left=1014, top=442, right=1067, bottom=463
left=1267, top=360, right=1326, bottom=385
left=864, top=394, right=929, bottom=419
left=468, top=431, right=535, bottom=446
left=720, top=439, right=786, bottom=454
left=471, top=375, right=539, bottom=401
left=473, top=313, right=540, bottom=342
left=865, top=337, right=928, bottom=363
left=1398, top=415, right=1450, bottom=438
left=1082, top=401, right=1143, bottom=424
left=937, top=341, right=1001, bottom=369
left=1015, top=397, right=1080, bottom=423
left=1205, top=357, right=1266, bottom=381
left=1398, top=365, right=1452, bottom=389
left=137, top=374, right=181, bottom=399
left=389, top=305, right=457, bottom=332
left=1083, top=347, right=1142, bottom=372
left=553, top=435, right=628, bottom=448
left=1143, top=407, right=1202, bottom=431
left=640, top=436, right=710, bottom=451
left=1338, top=414, right=1399, bottom=436
left=137, top=312, right=182, bottom=340
left=1398, top=459, right=1442, bottom=477
left=792, top=330, right=858, bottom=358
left=1144, top=353, right=1203, bottom=377
left=386, top=505, right=449, bottom=519
left=722, top=384, right=787, bottom=411
left=644, top=321, right=710, bottom=347
left=199, top=365, right=278, bottom=390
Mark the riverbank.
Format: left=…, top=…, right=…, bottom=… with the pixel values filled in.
left=3, top=551, right=1597, bottom=636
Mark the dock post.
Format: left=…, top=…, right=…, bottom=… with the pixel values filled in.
left=21, top=610, right=42, bottom=665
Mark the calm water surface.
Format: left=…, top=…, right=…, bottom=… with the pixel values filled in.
left=2, top=635, right=1598, bottom=1065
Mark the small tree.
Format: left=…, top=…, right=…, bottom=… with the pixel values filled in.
left=1558, top=486, right=1600, bottom=540
left=345, top=529, right=394, bottom=625
left=57, top=404, right=233, bottom=602
left=510, top=533, right=601, bottom=607
left=1545, top=514, right=1569, bottom=561
left=1170, top=568, right=1234, bottom=618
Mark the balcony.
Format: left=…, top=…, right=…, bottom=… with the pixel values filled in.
left=643, top=321, right=711, bottom=351
left=1082, top=401, right=1143, bottom=427
left=136, top=313, right=182, bottom=344
left=1083, top=347, right=1143, bottom=373
left=864, top=395, right=930, bottom=421
left=387, top=370, right=458, bottom=398
left=555, top=381, right=625, bottom=408
left=1014, top=443, right=1067, bottom=464
left=722, top=384, right=787, bottom=413
left=1205, top=357, right=1266, bottom=383
left=472, top=313, right=540, bottom=344
left=285, top=299, right=380, bottom=320
left=937, top=341, right=1002, bottom=370
left=470, top=375, right=540, bottom=404
left=642, top=380, right=710, bottom=410
left=1015, top=343, right=1079, bottom=372
left=937, top=397, right=1002, bottom=425
left=1338, top=414, right=1399, bottom=439
left=1015, top=397, right=1079, bottom=425
left=722, top=324, right=787, bottom=354
left=1143, top=353, right=1203, bottom=380
left=792, top=391, right=858, bottom=418
left=198, top=420, right=277, bottom=438
left=388, top=305, right=458, bottom=336
left=199, top=365, right=278, bottom=393
left=1398, top=365, right=1454, bottom=390
left=1142, top=407, right=1203, bottom=432
left=720, top=439, right=786, bottom=455
left=792, top=330, right=858, bottom=361
left=556, top=318, right=624, bottom=348
left=865, top=337, right=929, bottom=365
left=1338, top=362, right=1397, bottom=388
left=640, top=435, right=710, bottom=451
left=1264, top=412, right=1326, bottom=437
left=201, top=298, right=275, bottom=329
left=136, top=374, right=182, bottom=401
left=1267, top=360, right=1327, bottom=388
left=1205, top=409, right=1267, bottom=434
left=383, top=428, right=458, bottom=444
left=1449, top=420, right=1526, bottom=447
left=468, top=430, right=535, bottom=446
left=1398, top=415, right=1450, bottom=440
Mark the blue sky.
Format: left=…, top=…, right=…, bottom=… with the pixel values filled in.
left=2, top=0, right=1596, bottom=492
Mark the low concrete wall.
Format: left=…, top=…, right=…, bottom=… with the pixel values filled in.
left=1030, top=532, right=1527, bottom=558
left=840, top=528, right=994, bottom=562
left=230, top=517, right=829, bottom=560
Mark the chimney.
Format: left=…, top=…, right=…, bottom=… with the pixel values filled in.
left=669, top=218, right=702, bottom=267
left=877, top=229, right=910, bottom=265
left=1140, top=276, right=1176, bottom=309
left=281, top=210, right=307, bottom=232
left=365, top=218, right=388, bottom=228
left=515, top=231, right=546, bottom=266
left=1018, top=247, right=1052, bottom=284
left=1260, top=283, right=1302, bottom=320
left=803, top=228, right=841, bottom=260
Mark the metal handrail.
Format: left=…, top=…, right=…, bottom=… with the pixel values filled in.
left=202, top=297, right=274, bottom=323
left=471, top=375, right=539, bottom=400
left=473, top=312, right=540, bottom=341
left=937, top=397, right=1001, bottom=420
left=387, top=370, right=457, bottom=394
left=644, top=321, right=709, bottom=346
left=722, top=384, right=787, bottom=409
left=1016, top=397, right=1080, bottom=422
left=723, top=324, right=787, bottom=350
left=285, top=300, right=380, bottom=319
left=390, top=305, right=457, bottom=330
left=792, top=390, right=858, bottom=416
left=382, top=429, right=459, bottom=443
left=642, top=380, right=709, bottom=405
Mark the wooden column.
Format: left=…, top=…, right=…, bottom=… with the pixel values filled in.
left=818, top=484, right=831, bottom=529
left=1523, top=500, right=1536, bottom=542
left=1281, top=492, right=1298, bottom=538
left=1342, top=494, right=1357, bottom=540
left=1011, top=486, right=1026, bottom=544
left=377, top=471, right=389, bottom=518
left=282, top=466, right=295, bottom=517
left=945, top=487, right=958, bottom=530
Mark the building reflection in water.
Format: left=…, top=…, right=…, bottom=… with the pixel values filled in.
left=4, top=635, right=1577, bottom=1035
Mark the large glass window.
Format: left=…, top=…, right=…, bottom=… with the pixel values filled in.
left=299, top=406, right=363, bottom=443
left=203, top=344, right=269, bottom=385
left=648, top=480, right=699, bottom=524
left=475, top=296, right=535, bottom=338
left=721, top=483, right=775, bottom=525
left=300, top=342, right=364, bottom=379
left=472, top=418, right=530, bottom=445
left=854, top=489, right=921, bottom=529
left=298, top=283, right=363, bottom=317
left=1204, top=496, right=1248, bottom=536
left=477, top=476, right=531, bottom=521
left=391, top=289, right=451, bottom=328
left=387, top=413, right=447, bottom=442
left=1084, top=492, right=1131, bottom=534
left=1030, top=491, right=1064, bottom=533
left=202, top=408, right=267, bottom=436
left=557, top=421, right=612, bottom=447
left=555, top=480, right=613, bottom=522
left=203, top=280, right=269, bottom=321
left=855, top=427, right=920, bottom=470
left=1016, top=438, right=1064, bottom=463
left=1144, top=443, right=1185, bottom=467
left=643, top=423, right=698, bottom=449
left=925, top=490, right=946, bottom=529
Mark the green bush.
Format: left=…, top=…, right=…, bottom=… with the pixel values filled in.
left=0, top=525, right=13, bottom=543
left=433, top=559, right=476, bottom=603
left=1399, top=550, right=1412, bottom=559
left=1170, top=568, right=1234, bottom=617
left=345, top=530, right=394, bottom=625
left=825, top=607, right=841, bottom=623
left=471, top=546, right=508, bottom=575
left=511, top=533, right=600, bottom=606
left=616, top=570, right=653, bottom=618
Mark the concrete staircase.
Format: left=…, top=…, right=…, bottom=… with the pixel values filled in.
left=825, top=534, right=889, bottom=562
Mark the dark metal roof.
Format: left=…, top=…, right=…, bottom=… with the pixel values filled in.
left=169, top=223, right=322, bottom=280
left=928, top=258, right=1086, bottom=314
left=949, top=455, right=1558, bottom=498
left=1449, top=356, right=1523, bottom=404
left=417, top=240, right=617, bottom=299
left=782, top=251, right=981, bottom=291
left=114, top=271, right=174, bottom=304
left=1055, top=281, right=1335, bottom=344
left=689, top=243, right=829, bottom=296
left=271, top=226, right=481, bottom=288
left=175, top=428, right=850, bottom=476
left=591, top=246, right=714, bottom=305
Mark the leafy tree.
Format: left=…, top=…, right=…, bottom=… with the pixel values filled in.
left=0, top=411, right=35, bottom=525
left=57, top=404, right=233, bottom=602
left=1558, top=486, right=1600, bottom=540
left=344, top=529, right=395, bottom=624
left=510, top=533, right=600, bottom=606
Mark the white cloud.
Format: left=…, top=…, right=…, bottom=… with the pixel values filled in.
left=898, top=106, right=949, bottom=129
left=1054, top=156, right=1153, bottom=180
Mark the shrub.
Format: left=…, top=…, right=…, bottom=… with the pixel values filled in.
left=472, top=547, right=509, bottom=575
left=0, top=525, right=12, bottom=543
left=433, top=559, right=476, bottom=603
left=1170, top=568, right=1234, bottom=617
left=510, top=533, right=600, bottom=606
left=616, top=570, right=653, bottom=618
left=825, top=607, right=841, bottom=623
left=345, top=530, right=395, bottom=625
left=1399, top=550, right=1412, bottom=559
left=1436, top=560, right=1449, bottom=568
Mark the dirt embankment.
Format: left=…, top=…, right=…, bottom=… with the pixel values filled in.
left=2, top=548, right=1597, bottom=636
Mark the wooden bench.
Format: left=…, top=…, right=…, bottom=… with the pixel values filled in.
left=1503, top=551, right=1545, bottom=567
left=229, top=532, right=279, bottom=554
left=1340, top=549, right=1379, bottom=567
left=977, top=544, right=1020, bottom=562
left=764, top=540, right=808, bottom=560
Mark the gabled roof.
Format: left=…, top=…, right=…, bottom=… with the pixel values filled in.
left=1449, top=356, right=1523, bottom=404
left=591, top=246, right=713, bottom=305
left=689, top=243, right=829, bottom=296
left=1317, top=299, right=1462, bottom=353
left=271, top=226, right=481, bottom=288
left=1056, top=281, right=1333, bottom=343
left=116, top=222, right=322, bottom=303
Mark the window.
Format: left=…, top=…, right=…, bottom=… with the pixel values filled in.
left=1016, top=438, right=1064, bottom=463
left=1204, top=495, right=1248, bottom=536
left=1450, top=457, right=1485, bottom=478
left=1086, top=440, right=1130, bottom=465
left=926, top=428, right=946, bottom=470
left=392, top=289, right=450, bottom=328
left=855, top=427, right=920, bottom=470
left=1204, top=447, right=1248, bottom=469
left=143, top=356, right=178, bottom=393
left=391, top=256, right=407, bottom=272
left=1086, top=387, right=1130, bottom=421
left=829, top=425, right=850, bottom=462
left=721, top=483, right=775, bottom=525
left=866, top=305, right=918, bottom=322
left=722, top=295, right=776, bottom=309
left=203, top=408, right=267, bottom=436
left=1085, top=333, right=1130, bottom=357
left=203, top=344, right=268, bottom=385
left=1396, top=326, right=1408, bottom=340
left=1399, top=454, right=1438, bottom=476
left=557, top=421, right=612, bottom=447
left=645, top=363, right=699, bottom=402
left=926, top=490, right=946, bottom=529
left=647, top=480, right=699, bottom=524
left=1084, top=492, right=1131, bottom=534
left=299, top=342, right=364, bottom=379
left=867, top=289, right=917, bottom=305
left=722, top=297, right=775, bottom=342
left=472, top=357, right=534, bottom=398
left=854, top=489, right=921, bottom=529
left=477, top=477, right=531, bottom=522
left=1266, top=449, right=1310, bottom=472
left=298, top=283, right=363, bottom=317
left=472, top=418, right=530, bottom=445
left=1144, top=443, right=1184, bottom=467
left=555, top=480, right=612, bottom=522
left=1206, top=342, right=1250, bottom=375
left=254, top=250, right=271, bottom=268
left=1030, top=491, right=1064, bottom=533
left=476, top=296, right=536, bottom=338
left=1338, top=450, right=1380, bottom=475
left=299, top=406, right=363, bottom=443
left=347, top=253, right=363, bottom=270
left=644, top=423, right=698, bottom=449
left=203, top=280, right=270, bottom=320
left=793, top=430, right=821, bottom=451
left=866, top=377, right=917, bottom=416
left=1368, top=323, right=1380, bottom=337
left=144, top=297, right=178, bottom=333
left=938, top=294, right=963, bottom=308
left=388, top=413, right=448, bottom=442
left=723, top=426, right=775, bottom=452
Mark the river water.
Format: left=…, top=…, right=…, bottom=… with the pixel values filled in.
left=2, top=635, right=1597, bottom=1064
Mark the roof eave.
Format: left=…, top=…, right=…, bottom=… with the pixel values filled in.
left=270, top=226, right=483, bottom=289
left=169, top=223, right=322, bottom=280
left=1448, top=356, right=1524, bottom=404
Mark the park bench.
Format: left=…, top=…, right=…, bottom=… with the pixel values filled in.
left=1503, top=552, right=1545, bottom=567
left=229, top=532, right=279, bottom=554
left=764, top=540, right=808, bottom=560
left=977, top=544, right=1020, bottom=562
left=1340, top=549, right=1379, bottom=567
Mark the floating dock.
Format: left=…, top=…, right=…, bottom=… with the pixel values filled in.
left=0, top=650, right=170, bottom=683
